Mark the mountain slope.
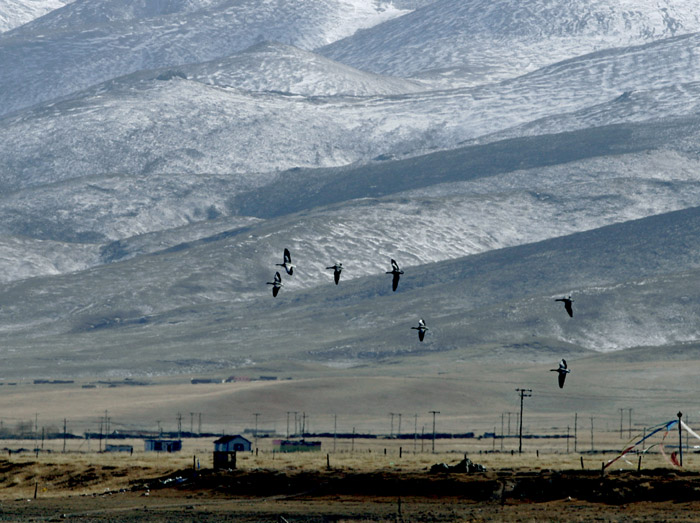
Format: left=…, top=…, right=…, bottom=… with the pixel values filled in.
left=2, top=205, right=700, bottom=378
left=3, top=34, right=700, bottom=191
left=0, top=0, right=72, bottom=33
left=0, top=0, right=411, bottom=116
left=184, top=42, right=426, bottom=96
left=1, top=113, right=699, bottom=283
left=320, top=0, right=700, bottom=82
left=2, top=0, right=700, bottom=388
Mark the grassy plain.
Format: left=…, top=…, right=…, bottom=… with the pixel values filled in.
left=0, top=439, right=698, bottom=521
left=0, top=350, right=697, bottom=520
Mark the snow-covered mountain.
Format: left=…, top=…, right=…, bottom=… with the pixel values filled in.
left=3, top=33, right=700, bottom=192
left=183, top=42, right=427, bottom=96
left=0, top=0, right=72, bottom=33
left=2, top=201, right=700, bottom=378
left=0, top=0, right=411, bottom=116
left=2, top=0, right=700, bottom=382
left=321, top=0, right=700, bottom=82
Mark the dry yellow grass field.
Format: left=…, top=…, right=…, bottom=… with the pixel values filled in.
left=0, top=435, right=697, bottom=521
left=0, top=434, right=693, bottom=498
left=0, top=355, right=696, bottom=520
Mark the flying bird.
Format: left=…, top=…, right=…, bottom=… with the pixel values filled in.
left=386, top=259, right=404, bottom=292
left=411, top=318, right=428, bottom=342
left=267, top=271, right=283, bottom=297
left=276, top=248, right=295, bottom=275
left=326, top=262, right=343, bottom=285
left=555, top=296, right=574, bottom=317
left=550, top=359, right=571, bottom=389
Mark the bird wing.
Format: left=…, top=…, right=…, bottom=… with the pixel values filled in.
left=391, top=259, right=399, bottom=271
left=334, top=271, right=340, bottom=284
left=392, top=273, right=400, bottom=291
left=284, top=248, right=292, bottom=263
left=419, top=319, right=426, bottom=327
left=419, top=330, right=425, bottom=342
left=274, top=271, right=282, bottom=283
left=561, top=359, right=567, bottom=370
left=565, top=301, right=573, bottom=317
left=558, top=372, right=566, bottom=388
left=272, top=286, right=279, bottom=297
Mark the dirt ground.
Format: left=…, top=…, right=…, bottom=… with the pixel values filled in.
left=6, top=493, right=700, bottom=522
left=1, top=453, right=700, bottom=522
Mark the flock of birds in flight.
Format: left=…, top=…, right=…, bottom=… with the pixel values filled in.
left=267, top=248, right=573, bottom=389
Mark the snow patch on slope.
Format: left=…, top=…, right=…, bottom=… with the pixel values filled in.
left=3, top=34, right=700, bottom=189
left=0, top=0, right=72, bottom=33
left=0, top=0, right=412, bottom=116
left=0, top=235, right=98, bottom=283
left=320, top=0, right=700, bottom=82
left=185, top=42, right=426, bottom=96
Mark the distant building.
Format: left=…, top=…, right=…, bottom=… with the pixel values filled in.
left=273, top=439, right=322, bottom=453
left=144, top=439, right=182, bottom=452
left=224, top=375, right=251, bottom=382
left=243, top=428, right=275, bottom=437
left=213, top=435, right=252, bottom=470
left=105, top=444, right=133, bottom=453
left=214, top=435, right=251, bottom=452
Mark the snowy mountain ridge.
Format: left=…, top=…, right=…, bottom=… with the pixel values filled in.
left=2, top=32, right=699, bottom=193
left=320, top=0, right=700, bottom=80
left=0, top=0, right=412, bottom=116
left=0, top=0, right=72, bottom=33
left=2, top=0, right=700, bottom=378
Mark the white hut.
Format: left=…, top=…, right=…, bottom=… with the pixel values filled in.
left=214, top=435, right=251, bottom=452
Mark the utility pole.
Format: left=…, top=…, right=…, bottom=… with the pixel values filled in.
left=198, top=413, right=202, bottom=435
left=590, top=417, right=594, bottom=452
left=177, top=412, right=182, bottom=439
left=397, top=413, right=402, bottom=438
left=619, top=408, right=624, bottom=439
left=104, top=410, right=110, bottom=449
left=429, top=411, right=440, bottom=453
left=566, top=426, right=570, bottom=454
left=333, top=414, right=337, bottom=453
left=501, top=413, right=504, bottom=451
left=63, top=419, right=67, bottom=453
left=515, top=389, right=532, bottom=454
left=286, top=412, right=291, bottom=439
left=253, top=413, right=260, bottom=448
left=389, top=413, right=395, bottom=438
left=678, top=411, right=683, bottom=467
left=190, top=412, right=194, bottom=435
left=574, top=413, right=578, bottom=452
left=414, top=414, right=418, bottom=453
